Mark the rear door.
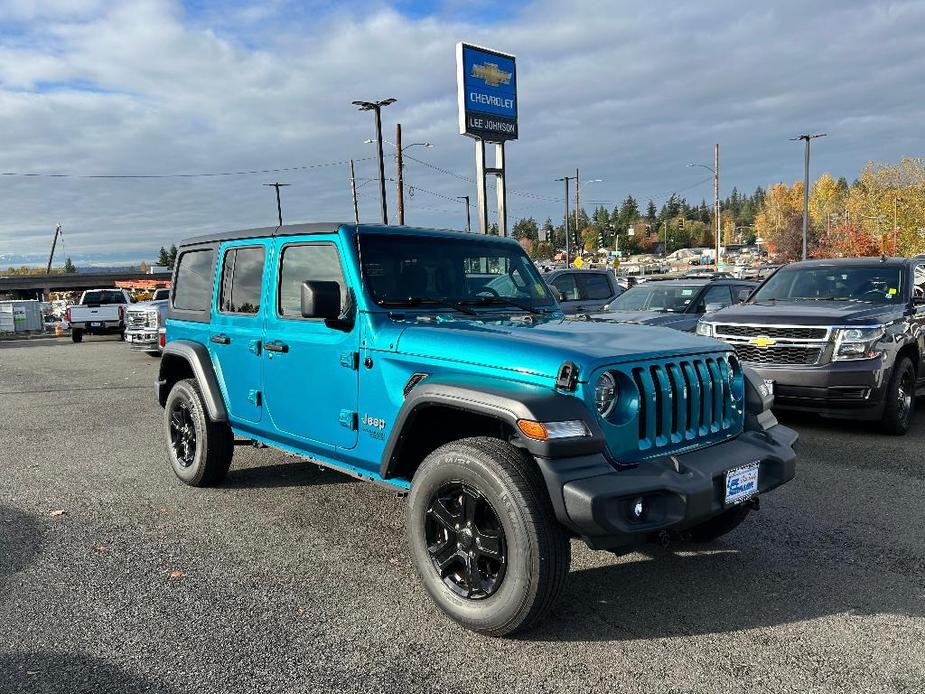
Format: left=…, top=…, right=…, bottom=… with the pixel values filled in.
left=210, top=241, right=268, bottom=424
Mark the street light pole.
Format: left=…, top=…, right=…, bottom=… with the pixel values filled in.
left=352, top=98, right=396, bottom=225
left=457, top=196, right=471, bottom=233
left=792, top=133, right=826, bottom=260
left=714, top=144, right=720, bottom=268
left=893, top=195, right=903, bottom=255
left=556, top=176, right=572, bottom=267
left=396, top=123, right=404, bottom=225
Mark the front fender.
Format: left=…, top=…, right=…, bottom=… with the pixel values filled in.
left=380, top=374, right=606, bottom=479
left=157, top=340, right=228, bottom=422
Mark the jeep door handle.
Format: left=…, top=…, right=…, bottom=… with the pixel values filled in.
left=265, top=341, right=289, bottom=353
left=211, top=334, right=231, bottom=345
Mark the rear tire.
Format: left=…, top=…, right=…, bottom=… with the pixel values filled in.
left=881, top=356, right=916, bottom=435
left=407, top=437, right=570, bottom=636
left=164, top=378, right=233, bottom=487
left=685, top=505, right=751, bottom=542
left=71, top=329, right=83, bottom=343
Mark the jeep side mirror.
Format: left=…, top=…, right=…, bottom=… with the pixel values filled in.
left=301, top=281, right=342, bottom=320
left=737, top=288, right=752, bottom=303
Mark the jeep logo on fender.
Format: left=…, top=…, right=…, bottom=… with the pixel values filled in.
left=362, top=414, right=386, bottom=430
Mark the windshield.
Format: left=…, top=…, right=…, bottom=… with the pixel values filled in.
left=751, top=265, right=904, bottom=303
left=358, top=233, right=556, bottom=312
left=605, top=284, right=702, bottom=313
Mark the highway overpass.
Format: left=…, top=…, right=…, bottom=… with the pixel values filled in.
left=0, top=271, right=171, bottom=299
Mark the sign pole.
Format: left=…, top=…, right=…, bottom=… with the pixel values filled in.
left=475, top=139, right=489, bottom=234
left=494, top=142, right=508, bottom=236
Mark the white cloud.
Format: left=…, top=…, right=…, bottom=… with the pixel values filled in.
left=1, top=0, right=924, bottom=263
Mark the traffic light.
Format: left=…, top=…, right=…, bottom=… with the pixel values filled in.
left=598, top=231, right=605, bottom=248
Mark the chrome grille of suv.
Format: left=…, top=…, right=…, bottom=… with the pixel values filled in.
left=631, top=355, right=737, bottom=452
left=715, top=324, right=828, bottom=340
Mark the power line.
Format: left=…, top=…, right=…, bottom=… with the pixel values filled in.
left=0, top=157, right=376, bottom=179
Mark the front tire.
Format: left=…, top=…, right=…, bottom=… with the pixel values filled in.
left=163, top=378, right=233, bottom=486
left=407, top=437, right=570, bottom=636
left=881, top=356, right=916, bottom=435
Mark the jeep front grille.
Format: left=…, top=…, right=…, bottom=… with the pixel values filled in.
left=631, top=355, right=737, bottom=452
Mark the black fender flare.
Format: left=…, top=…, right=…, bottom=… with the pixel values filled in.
left=379, top=375, right=605, bottom=479
left=157, top=340, right=228, bottom=422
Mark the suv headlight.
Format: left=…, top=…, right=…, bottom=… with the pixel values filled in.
left=696, top=321, right=714, bottom=337
left=595, top=372, right=617, bottom=417
left=833, top=326, right=885, bottom=361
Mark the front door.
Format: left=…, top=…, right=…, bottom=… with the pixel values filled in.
left=262, top=237, right=360, bottom=450
left=210, top=242, right=267, bottom=424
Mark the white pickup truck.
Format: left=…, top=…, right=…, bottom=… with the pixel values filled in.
left=65, top=288, right=133, bottom=343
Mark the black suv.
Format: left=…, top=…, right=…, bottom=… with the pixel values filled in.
left=698, top=256, right=925, bottom=434
left=585, top=278, right=758, bottom=332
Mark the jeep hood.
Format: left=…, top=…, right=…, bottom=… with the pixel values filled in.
left=708, top=300, right=903, bottom=326
left=393, top=315, right=728, bottom=381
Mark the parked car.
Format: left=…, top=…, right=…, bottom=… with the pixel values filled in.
left=583, top=279, right=758, bottom=332
left=542, top=268, right=624, bottom=313
left=125, top=295, right=169, bottom=356
left=156, top=222, right=797, bottom=636
left=698, top=256, right=925, bottom=434
left=65, top=288, right=133, bottom=343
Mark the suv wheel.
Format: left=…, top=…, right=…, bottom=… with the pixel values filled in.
left=164, top=378, right=233, bottom=486
left=881, top=356, right=916, bottom=435
left=407, top=437, right=570, bottom=636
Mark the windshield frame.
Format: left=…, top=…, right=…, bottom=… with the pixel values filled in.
left=749, top=264, right=906, bottom=304
left=356, top=231, right=559, bottom=314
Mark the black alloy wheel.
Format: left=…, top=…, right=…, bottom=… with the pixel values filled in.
left=169, top=401, right=197, bottom=468
left=896, top=367, right=914, bottom=426
left=425, top=482, right=507, bottom=599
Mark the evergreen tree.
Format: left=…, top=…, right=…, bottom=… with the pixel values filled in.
left=168, top=244, right=178, bottom=267
left=156, top=247, right=171, bottom=267
left=63, top=257, right=77, bottom=273
left=645, top=200, right=657, bottom=223
left=512, top=217, right=539, bottom=242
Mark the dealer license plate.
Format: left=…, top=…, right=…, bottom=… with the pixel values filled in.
left=90, top=322, right=101, bottom=327
left=725, top=463, right=759, bottom=505
left=763, top=379, right=775, bottom=396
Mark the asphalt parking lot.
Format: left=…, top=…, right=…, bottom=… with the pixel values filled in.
left=1, top=337, right=923, bottom=694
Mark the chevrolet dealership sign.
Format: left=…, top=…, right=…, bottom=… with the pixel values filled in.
left=456, top=42, right=518, bottom=142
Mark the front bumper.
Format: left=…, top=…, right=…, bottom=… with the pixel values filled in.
left=747, top=358, right=889, bottom=419
left=536, top=423, right=798, bottom=550
left=125, top=331, right=161, bottom=351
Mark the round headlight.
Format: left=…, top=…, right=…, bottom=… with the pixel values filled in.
left=595, top=372, right=617, bottom=418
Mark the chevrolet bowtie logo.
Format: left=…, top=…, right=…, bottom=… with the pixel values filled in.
left=472, top=62, right=512, bottom=87
left=749, top=336, right=777, bottom=349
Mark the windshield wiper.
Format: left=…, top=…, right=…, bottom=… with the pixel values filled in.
left=459, top=296, right=547, bottom=315
left=377, top=297, right=478, bottom=316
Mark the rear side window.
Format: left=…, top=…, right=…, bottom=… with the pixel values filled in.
left=550, top=274, right=579, bottom=300
left=577, top=273, right=612, bottom=300
left=173, top=249, right=215, bottom=311
left=278, top=244, right=347, bottom=318
left=83, top=290, right=126, bottom=304
left=219, top=246, right=265, bottom=315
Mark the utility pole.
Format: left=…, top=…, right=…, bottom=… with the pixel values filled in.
left=457, top=196, right=471, bottom=232
left=350, top=160, right=359, bottom=224
left=263, top=182, right=290, bottom=227
left=893, top=195, right=902, bottom=255
left=556, top=176, right=572, bottom=267
left=792, top=133, right=826, bottom=260
left=46, top=224, right=62, bottom=274
left=574, top=168, right=580, bottom=250
left=396, top=123, right=405, bottom=225
left=353, top=98, right=396, bottom=225
left=713, top=143, right=720, bottom=268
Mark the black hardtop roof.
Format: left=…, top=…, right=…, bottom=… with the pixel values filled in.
left=177, top=222, right=521, bottom=248
left=785, top=256, right=914, bottom=270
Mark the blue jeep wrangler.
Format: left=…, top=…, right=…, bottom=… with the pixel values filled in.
left=157, top=222, right=798, bottom=636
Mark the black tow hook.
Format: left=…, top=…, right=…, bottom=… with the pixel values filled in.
left=749, top=496, right=761, bottom=512
left=657, top=530, right=671, bottom=548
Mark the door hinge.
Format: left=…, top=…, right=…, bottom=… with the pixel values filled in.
left=340, top=351, right=359, bottom=370
left=248, top=389, right=262, bottom=407
left=338, top=409, right=358, bottom=430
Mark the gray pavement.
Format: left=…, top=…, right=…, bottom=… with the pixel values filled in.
left=1, top=337, right=923, bottom=693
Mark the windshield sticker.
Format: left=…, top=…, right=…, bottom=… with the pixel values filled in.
left=888, top=288, right=897, bottom=295
left=535, top=283, right=547, bottom=296
left=681, top=289, right=694, bottom=296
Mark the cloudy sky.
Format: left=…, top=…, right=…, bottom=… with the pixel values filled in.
left=0, top=0, right=923, bottom=265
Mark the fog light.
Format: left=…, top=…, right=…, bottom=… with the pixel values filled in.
left=630, top=497, right=645, bottom=521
